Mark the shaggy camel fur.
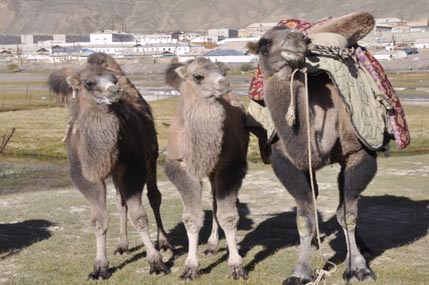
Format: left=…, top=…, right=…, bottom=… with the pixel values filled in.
left=164, top=58, right=249, bottom=280
left=247, top=24, right=379, bottom=284
left=48, top=53, right=170, bottom=279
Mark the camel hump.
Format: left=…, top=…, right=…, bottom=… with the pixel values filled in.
left=309, top=12, right=375, bottom=46
left=308, top=33, right=348, bottom=48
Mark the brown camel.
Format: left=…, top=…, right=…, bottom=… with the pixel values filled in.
left=164, top=58, right=249, bottom=280
left=247, top=24, right=381, bottom=284
left=48, top=53, right=170, bottom=279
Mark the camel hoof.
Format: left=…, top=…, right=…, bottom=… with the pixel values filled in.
left=156, top=239, right=175, bottom=251
left=88, top=267, right=111, bottom=280
left=282, top=276, right=311, bottom=285
left=343, top=267, right=376, bottom=282
left=180, top=266, right=200, bottom=281
left=149, top=260, right=170, bottom=275
left=230, top=265, right=248, bottom=280
left=113, top=247, right=128, bottom=256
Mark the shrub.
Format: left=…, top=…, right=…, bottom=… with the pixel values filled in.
left=240, top=63, right=254, bottom=72
left=7, top=63, right=19, bottom=72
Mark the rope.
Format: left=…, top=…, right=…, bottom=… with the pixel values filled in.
left=309, top=45, right=355, bottom=60
left=293, top=68, right=337, bottom=285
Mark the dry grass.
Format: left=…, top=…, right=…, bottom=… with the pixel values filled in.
left=0, top=70, right=428, bottom=284
left=0, top=154, right=427, bottom=285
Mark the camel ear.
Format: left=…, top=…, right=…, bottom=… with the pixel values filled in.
left=48, top=67, right=78, bottom=95
left=246, top=41, right=259, bottom=54
left=165, top=62, right=186, bottom=89
left=66, top=74, right=81, bottom=90
left=175, top=66, right=188, bottom=80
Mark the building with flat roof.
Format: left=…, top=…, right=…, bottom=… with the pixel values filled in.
left=90, top=30, right=135, bottom=45
left=207, top=28, right=238, bottom=42
left=238, top=22, right=277, bottom=38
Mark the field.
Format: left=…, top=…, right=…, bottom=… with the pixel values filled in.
left=0, top=69, right=428, bottom=285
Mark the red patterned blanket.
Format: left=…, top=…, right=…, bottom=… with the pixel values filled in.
left=248, top=19, right=410, bottom=149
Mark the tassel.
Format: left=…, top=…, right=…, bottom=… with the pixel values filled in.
left=285, top=68, right=300, bottom=126
left=285, top=104, right=296, bottom=126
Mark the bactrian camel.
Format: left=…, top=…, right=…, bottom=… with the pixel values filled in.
left=247, top=18, right=381, bottom=285
left=48, top=53, right=171, bottom=279
left=164, top=58, right=249, bottom=280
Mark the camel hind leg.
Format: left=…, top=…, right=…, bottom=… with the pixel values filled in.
left=213, top=161, right=248, bottom=280
left=146, top=159, right=173, bottom=250
left=165, top=159, right=204, bottom=280
left=113, top=165, right=169, bottom=275
left=113, top=188, right=129, bottom=255
left=337, top=149, right=377, bottom=282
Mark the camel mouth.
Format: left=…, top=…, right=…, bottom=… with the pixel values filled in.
left=280, top=50, right=305, bottom=62
left=217, top=87, right=231, bottom=97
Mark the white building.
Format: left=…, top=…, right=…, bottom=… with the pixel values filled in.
left=238, top=22, right=277, bottom=38
left=134, top=33, right=176, bottom=45
left=178, top=33, right=201, bottom=42
left=207, top=28, right=238, bottom=42
left=414, top=38, right=429, bottom=49
left=203, top=49, right=257, bottom=63
left=217, top=37, right=260, bottom=53
left=90, top=30, right=135, bottom=45
left=190, top=36, right=217, bottom=43
left=127, top=42, right=194, bottom=56
left=88, top=45, right=130, bottom=56
left=375, top=18, right=407, bottom=27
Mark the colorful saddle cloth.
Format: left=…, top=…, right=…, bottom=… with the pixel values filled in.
left=248, top=19, right=410, bottom=149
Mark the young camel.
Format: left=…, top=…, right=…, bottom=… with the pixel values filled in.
left=48, top=53, right=170, bottom=279
left=247, top=26, right=380, bottom=284
left=164, top=58, right=249, bottom=280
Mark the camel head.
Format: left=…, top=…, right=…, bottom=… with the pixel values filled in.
left=247, top=26, right=311, bottom=77
left=87, top=52, right=125, bottom=76
left=66, top=66, right=120, bottom=105
left=165, top=57, right=230, bottom=99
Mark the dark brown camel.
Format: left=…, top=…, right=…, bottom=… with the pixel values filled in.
left=247, top=25, right=380, bottom=284
left=48, top=53, right=170, bottom=279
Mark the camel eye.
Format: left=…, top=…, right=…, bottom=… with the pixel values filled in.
left=259, top=38, right=271, bottom=47
left=193, top=74, right=204, bottom=82
left=84, top=80, right=95, bottom=90
left=259, top=38, right=272, bottom=55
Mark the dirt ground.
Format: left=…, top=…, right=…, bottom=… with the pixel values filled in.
left=0, top=154, right=428, bottom=285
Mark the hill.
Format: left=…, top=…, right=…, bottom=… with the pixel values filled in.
left=0, top=0, right=428, bottom=35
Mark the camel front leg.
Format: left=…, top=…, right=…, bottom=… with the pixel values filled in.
left=69, top=152, right=111, bottom=280
left=205, top=176, right=219, bottom=255
left=165, top=159, right=204, bottom=280
left=271, top=145, right=315, bottom=285
left=338, top=150, right=377, bottom=282
left=88, top=203, right=111, bottom=280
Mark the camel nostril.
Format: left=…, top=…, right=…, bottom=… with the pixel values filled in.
left=105, top=83, right=118, bottom=93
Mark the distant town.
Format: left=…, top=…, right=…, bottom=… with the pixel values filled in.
left=1, top=17, right=428, bottom=66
